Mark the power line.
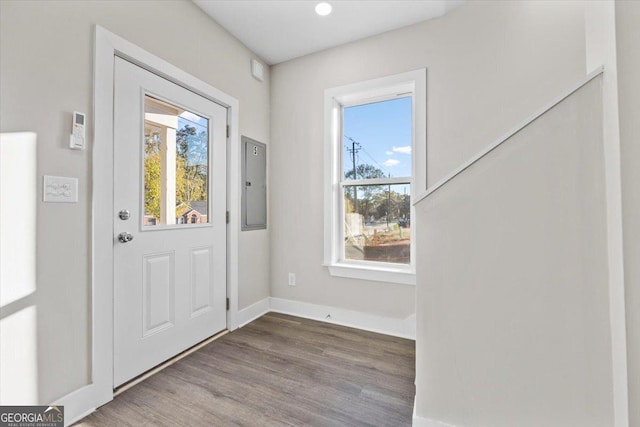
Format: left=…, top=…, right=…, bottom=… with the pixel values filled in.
left=345, top=135, right=393, bottom=176
left=360, top=146, right=391, bottom=176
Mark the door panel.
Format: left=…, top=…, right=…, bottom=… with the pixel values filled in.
left=113, top=57, right=227, bottom=387
left=142, top=252, right=175, bottom=336
left=190, top=246, right=213, bottom=317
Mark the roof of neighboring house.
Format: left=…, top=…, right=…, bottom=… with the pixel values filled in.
left=185, top=201, right=208, bottom=216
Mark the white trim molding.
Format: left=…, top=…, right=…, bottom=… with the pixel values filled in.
left=269, top=297, right=416, bottom=340
left=414, top=66, right=605, bottom=205
left=54, top=26, right=242, bottom=426
left=585, top=4, right=630, bottom=427
left=412, top=418, right=456, bottom=427
left=51, top=385, right=98, bottom=427
left=412, top=398, right=456, bottom=427
left=237, top=297, right=271, bottom=327
left=236, top=297, right=416, bottom=340
left=326, top=262, right=416, bottom=285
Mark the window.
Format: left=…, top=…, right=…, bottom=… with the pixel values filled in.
left=143, top=95, right=210, bottom=228
left=324, top=70, right=426, bottom=285
left=343, top=98, right=412, bottom=265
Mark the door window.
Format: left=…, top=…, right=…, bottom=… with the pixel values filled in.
left=143, top=95, right=210, bottom=227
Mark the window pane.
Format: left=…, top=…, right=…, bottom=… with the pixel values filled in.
left=344, top=183, right=410, bottom=264
left=343, top=97, right=412, bottom=180
left=143, top=95, right=209, bottom=227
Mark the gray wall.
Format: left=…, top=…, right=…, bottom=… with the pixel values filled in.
left=615, top=1, right=640, bottom=425
left=0, top=0, right=270, bottom=404
left=415, top=77, right=614, bottom=426
left=269, top=1, right=586, bottom=319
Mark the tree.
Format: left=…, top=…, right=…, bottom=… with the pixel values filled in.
left=144, top=132, right=161, bottom=219
left=372, top=189, right=404, bottom=222
left=398, top=192, right=410, bottom=220
left=344, top=163, right=385, bottom=180
left=344, top=164, right=385, bottom=219
left=176, top=124, right=208, bottom=207
left=143, top=123, right=209, bottom=222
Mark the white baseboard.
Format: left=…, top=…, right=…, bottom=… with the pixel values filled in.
left=269, top=297, right=415, bottom=340
left=413, top=415, right=456, bottom=427
left=238, top=296, right=415, bottom=340
left=52, top=384, right=98, bottom=427
left=237, top=297, right=271, bottom=327
left=412, top=397, right=456, bottom=427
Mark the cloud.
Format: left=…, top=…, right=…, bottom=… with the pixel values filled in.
left=386, top=151, right=393, bottom=156
left=392, top=145, right=412, bottom=155
left=384, top=158, right=400, bottom=167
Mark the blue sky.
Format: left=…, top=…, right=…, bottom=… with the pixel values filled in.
left=343, top=96, right=412, bottom=179
left=178, top=111, right=209, bottom=166
left=179, top=110, right=208, bottom=134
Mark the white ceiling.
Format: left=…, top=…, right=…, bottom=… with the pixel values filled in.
left=193, top=1, right=464, bottom=65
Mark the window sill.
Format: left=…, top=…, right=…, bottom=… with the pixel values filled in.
left=325, top=262, right=416, bottom=285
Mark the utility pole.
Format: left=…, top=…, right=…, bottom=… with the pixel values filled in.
left=346, top=136, right=361, bottom=213
left=387, top=173, right=391, bottom=228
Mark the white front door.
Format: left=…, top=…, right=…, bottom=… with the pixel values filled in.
left=113, top=57, right=227, bottom=387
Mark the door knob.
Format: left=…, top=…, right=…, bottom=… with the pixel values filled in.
left=118, top=232, right=134, bottom=243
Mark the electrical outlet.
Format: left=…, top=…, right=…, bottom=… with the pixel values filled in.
left=288, top=273, right=296, bottom=286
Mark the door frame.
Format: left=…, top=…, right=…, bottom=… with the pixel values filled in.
left=88, top=26, right=240, bottom=410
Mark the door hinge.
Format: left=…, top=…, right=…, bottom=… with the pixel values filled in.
left=226, top=297, right=230, bottom=311
left=226, top=210, right=230, bottom=224
left=226, top=125, right=230, bottom=138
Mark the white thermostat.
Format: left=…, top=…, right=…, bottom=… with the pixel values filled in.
left=70, top=111, right=86, bottom=150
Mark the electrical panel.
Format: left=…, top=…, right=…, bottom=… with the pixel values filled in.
left=242, top=136, right=267, bottom=231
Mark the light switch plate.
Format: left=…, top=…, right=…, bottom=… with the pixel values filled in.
left=43, top=175, right=78, bottom=203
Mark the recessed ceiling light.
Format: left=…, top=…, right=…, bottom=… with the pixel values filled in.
left=315, top=2, right=332, bottom=16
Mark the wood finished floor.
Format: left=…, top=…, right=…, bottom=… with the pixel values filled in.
left=76, top=313, right=415, bottom=427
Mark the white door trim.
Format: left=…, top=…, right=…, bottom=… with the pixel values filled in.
left=55, top=26, right=241, bottom=423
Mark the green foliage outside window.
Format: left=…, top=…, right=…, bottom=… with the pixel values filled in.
left=144, top=124, right=208, bottom=221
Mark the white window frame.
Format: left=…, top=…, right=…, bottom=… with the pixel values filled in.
left=323, top=69, right=426, bottom=285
